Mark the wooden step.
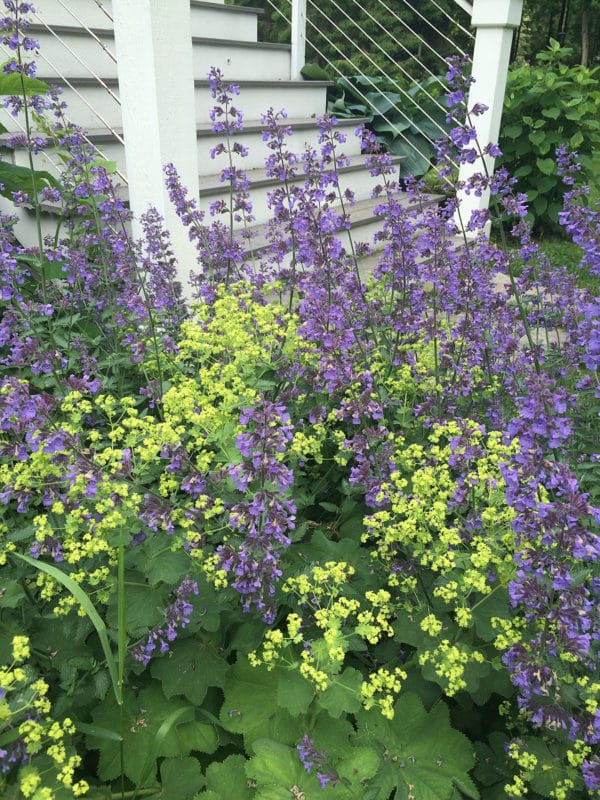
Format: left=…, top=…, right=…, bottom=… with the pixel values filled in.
left=3, top=117, right=371, bottom=179
left=25, top=26, right=291, bottom=81
left=28, top=1, right=262, bottom=42
left=0, top=76, right=331, bottom=133
left=196, top=155, right=405, bottom=227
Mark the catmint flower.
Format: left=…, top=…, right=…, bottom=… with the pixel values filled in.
left=297, top=734, right=338, bottom=789
left=131, top=578, right=199, bottom=667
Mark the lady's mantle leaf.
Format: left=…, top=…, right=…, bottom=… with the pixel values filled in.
left=151, top=637, right=229, bottom=705
left=276, top=667, right=314, bottom=716
left=317, top=667, right=363, bottom=717
left=247, top=740, right=356, bottom=799
left=220, top=659, right=304, bottom=746
left=197, top=754, right=254, bottom=799
left=160, top=756, right=204, bottom=800
left=354, top=693, right=477, bottom=800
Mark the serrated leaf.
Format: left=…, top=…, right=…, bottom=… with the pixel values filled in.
left=106, top=580, right=166, bottom=637
left=89, top=683, right=194, bottom=786
left=203, top=754, right=254, bottom=800
left=220, top=659, right=304, bottom=746
left=248, top=741, right=354, bottom=800
left=247, top=739, right=308, bottom=787
left=337, top=745, right=380, bottom=785
left=12, top=553, right=119, bottom=705
left=297, top=527, right=362, bottom=564
left=317, top=667, right=362, bottom=717
left=143, top=547, right=191, bottom=586
left=0, top=580, right=25, bottom=608
left=176, top=720, right=218, bottom=755
left=151, top=637, right=228, bottom=705
left=354, top=694, right=476, bottom=800
left=160, top=756, right=204, bottom=800
left=277, top=667, right=314, bottom=716
left=471, top=589, right=510, bottom=641
left=0, top=72, right=49, bottom=96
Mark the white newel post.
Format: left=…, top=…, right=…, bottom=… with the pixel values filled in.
left=291, top=0, right=307, bottom=79
left=112, top=0, right=200, bottom=292
left=457, top=0, right=523, bottom=230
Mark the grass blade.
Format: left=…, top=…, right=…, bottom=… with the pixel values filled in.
left=11, top=552, right=120, bottom=706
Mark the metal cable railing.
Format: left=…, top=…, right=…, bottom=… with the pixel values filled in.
left=20, top=2, right=127, bottom=183
left=34, top=5, right=118, bottom=65
left=254, top=0, right=470, bottom=179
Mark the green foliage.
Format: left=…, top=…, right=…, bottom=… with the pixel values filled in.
left=0, top=71, right=63, bottom=204
left=326, top=74, right=450, bottom=177
left=499, top=39, right=600, bottom=233
left=230, top=0, right=471, bottom=79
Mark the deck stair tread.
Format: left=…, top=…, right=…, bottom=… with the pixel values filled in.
left=198, top=154, right=405, bottom=195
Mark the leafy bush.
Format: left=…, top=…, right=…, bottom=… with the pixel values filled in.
left=499, top=39, right=600, bottom=234
left=324, top=73, right=450, bottom=177
left=1, top=7, right=600, bottom=800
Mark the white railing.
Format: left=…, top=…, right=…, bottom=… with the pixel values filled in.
left=0, top=1, right=127, bottom=183
left=286, top=0, right=523, bottom=221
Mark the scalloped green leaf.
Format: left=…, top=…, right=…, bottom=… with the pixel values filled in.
left=161, top=756, right=204, bottom=800
left=247, top=740, right=356, bottom=800
left=201, top=755, right=254, bottom=800
left=151, top=637, right=229, bottom=705
left=317, top=667, right=362, bottom=718
left=220, top=660, right=304, bottom=746
left=88, top=683, right=194, bottom=786
left=354, top=693, right=477, bottom=800
left=277, top=667, right=314, bottom=716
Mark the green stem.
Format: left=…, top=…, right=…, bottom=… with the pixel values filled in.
left=118, top=527, right=126, bottom=799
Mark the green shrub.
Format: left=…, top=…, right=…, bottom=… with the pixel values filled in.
left=498, top=39, right=600, bottom=234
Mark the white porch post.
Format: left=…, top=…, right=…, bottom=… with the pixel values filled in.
left=291, top=0, right=307, bottom=79
left=112, top=0, right=200, bottom=291
left=456, top=0, right=523, bottom=229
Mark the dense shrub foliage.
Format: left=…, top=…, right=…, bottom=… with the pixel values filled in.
left=1, top=4, right=600, bottom=800
left=499, top=39, right=600, bottom=235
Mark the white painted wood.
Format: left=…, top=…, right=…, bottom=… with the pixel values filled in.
left=193, top=40, right=291, bottom=81
left=29, top=28, right=117, bottom=79
left=457, top=0, right=523, bottom=230
left=112, top=0, right=201, bottom=289
left=290, top=0, right=307, bottom=79
left=190, top=3, right=259, bottom=42
left=452, top=0, right=473, bottom=15
left=32, top=0, right=114, bottom=29
left=194, top=80, right=329, bottom=123
left=196, top=156, right=402, bottom=228
left=13, top=117, right=366, bottom=180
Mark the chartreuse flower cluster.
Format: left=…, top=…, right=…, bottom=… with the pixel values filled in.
left=249, top=561, right=406, bottom=716
left=0, top=636, right=88, bottom=799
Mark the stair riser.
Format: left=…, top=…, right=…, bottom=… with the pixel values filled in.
left=190, top=5, right=259, bottom=42
left=29, top=0, right=115, bottom=30
left=196, top=123, right=367, bottom=171
left=194, top=43, right=290, bottom=82
left=6, top=34, right=287, bottom=82
left=198, top=167, right=390, bottom=228
left=9, top=120, right=366, bottom=183
left=0, top=79, right=329, bottom=134
left=19, top=32, right=117, bottom=79
left=30, top=1, right=252, bottom=42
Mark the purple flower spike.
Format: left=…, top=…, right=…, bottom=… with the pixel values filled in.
left=297, top=734, right=338, bottom=789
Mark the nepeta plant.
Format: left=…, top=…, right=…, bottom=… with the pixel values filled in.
left=1, top=3, right=600, bottom=798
